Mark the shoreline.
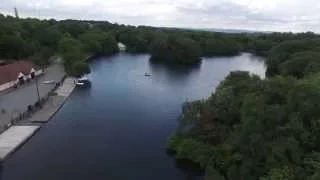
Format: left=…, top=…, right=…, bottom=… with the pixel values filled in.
left=24, top=77, right=76, bottom=123
left=0, top=77, right=76, bottom=161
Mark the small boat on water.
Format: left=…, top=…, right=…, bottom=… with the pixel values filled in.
left=75, top=77, right=91, bottom=87
left=144, top=73, right=152, bottom=77
left=76, top=82, right=85, bottom=86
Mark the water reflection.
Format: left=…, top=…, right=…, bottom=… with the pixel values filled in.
left=175, top=159, right=204, bottom=175
left=149, top=60, right=201, bottom=86
left=1, top=53, right=265, bottom=180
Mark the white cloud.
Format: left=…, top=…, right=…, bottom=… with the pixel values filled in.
left=0, top=0, right=320, bottom=32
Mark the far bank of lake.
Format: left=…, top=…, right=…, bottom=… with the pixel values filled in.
left=0, top=53, right=265, bottom=180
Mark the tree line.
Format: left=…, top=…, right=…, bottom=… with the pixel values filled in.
left=0, top=16, right=118, bottom=76
left=1, top=13, right=320, bottom=180
left=1, top=13, right=319, bottom=75
left=167, top=37, right=320, bottom=179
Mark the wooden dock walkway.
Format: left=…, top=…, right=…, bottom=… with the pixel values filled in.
left=0, top=126, right=39, bottom=160
left=0, top=77, right=76, bottom=161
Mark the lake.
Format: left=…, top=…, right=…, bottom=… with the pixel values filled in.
left=0, top=53, right=265, bottom=180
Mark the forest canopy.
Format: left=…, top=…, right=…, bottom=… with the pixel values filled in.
left=1, top=13, right=320, bottom=180
left=1, top=13, right=319, bottom=71
left=167, top=38, right=320, bottom=180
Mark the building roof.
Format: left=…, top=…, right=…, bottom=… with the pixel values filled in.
left=0, top=61, right=36, bottom=85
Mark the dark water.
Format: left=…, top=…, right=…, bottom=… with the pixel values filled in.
left=0, top=53, right=265, bottom=180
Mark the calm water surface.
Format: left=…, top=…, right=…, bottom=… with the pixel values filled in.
left=0, top=53, right=265, bottom=180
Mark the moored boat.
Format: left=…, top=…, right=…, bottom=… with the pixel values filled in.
left=75, top=77, right=91, bottom=87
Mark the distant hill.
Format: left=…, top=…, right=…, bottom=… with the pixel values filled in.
left=188, top=28, right=274, bottom=34
left=160, top=26, right=273, bottom=34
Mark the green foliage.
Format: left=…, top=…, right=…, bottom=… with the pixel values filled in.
left=266, top=39, right=320, bottom=77
left=58, top=35, right=90, bottom=76
left=1, top=13, right=319, bottom=68
left=0, top=16, right=117, bottom=75
left=58, top=35, right=83, bottom=54
left=278, top=52, right=320, bottom=78
left=2, top=12, right=320, bottom=180
left=0, top=34, right=35, bottom=59
left=29, top=47, right=54, bottom=66
left=169, top=70, right=320, bottom=180
left=261, top=166, right=295, bottom=180
left=116, top=28, right=150, bottom=53
left=212, top=71, right=261, bottom=126
left=57, top=20, right=88, bottom=37
left=99, top=33, right=118, bottom=55
left=247, top=39, right=275, bottom=56
left=35, top=27, right=62, bottom=50
left=71, top=61, right=91, bottom=77
left=150, top=35, right=202, bottom=64
left=167, top=137, right=215, bottom=168
left=205, top=166, right=225, bottom=180
left=62, top=48, right=85, bottom=72
left=202, top=37, right=240, bottom=56
left=79, top=30, right=118, bottom=55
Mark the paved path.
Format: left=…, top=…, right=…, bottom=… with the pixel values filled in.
left=27, top=77, right=76, bottom=123
left=25, top=96, right=65, bottom=123
left=0, top=77, right=76, bottom=161
left=0, top=126, right=40, bottom=160
left=56, top=78, right=76, bottom=97
left=0, top=64, right=65, bottom=128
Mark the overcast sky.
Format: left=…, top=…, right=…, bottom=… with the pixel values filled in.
left=1, top=0, right=320, bottom=32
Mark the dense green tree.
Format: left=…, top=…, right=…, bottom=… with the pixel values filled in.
left=58, top=35, right=90, bottom=76
left=29, top=47, right=54, bottom=66
left=2, top=12, right=320, bottom=180
left=71, top=61, right=91, bottom=77
left=117, top=29, right=149, bottom=53
left=57, top=20, right=88, bottom=37
left=0, top=34, right=33, bottom=59
left=79, top=32, right=103, bottom=53
left=99, top=32, right=119, bottom=55
left=58, top=35, right=83, bottom=54
left=35, top=27, right=62, bottom=50
left=150, top=35, right=202, bottom=64
left=266, top=39, right=320, bottom=76
left=247, top=39, right=275, bottom=55
left=79, top=30, right=118, bottom=55
left=1, top=12, right=319, bottom=68
left=279, top=52, right=320, bottom=78
left=202, top=38, right=240, bottom=56
left=168, top=71, right=320, bottom=180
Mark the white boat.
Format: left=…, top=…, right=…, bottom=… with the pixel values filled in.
left=75, top=77, right=91, bottom=86
left=75, top=82, right=85, bottom=86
